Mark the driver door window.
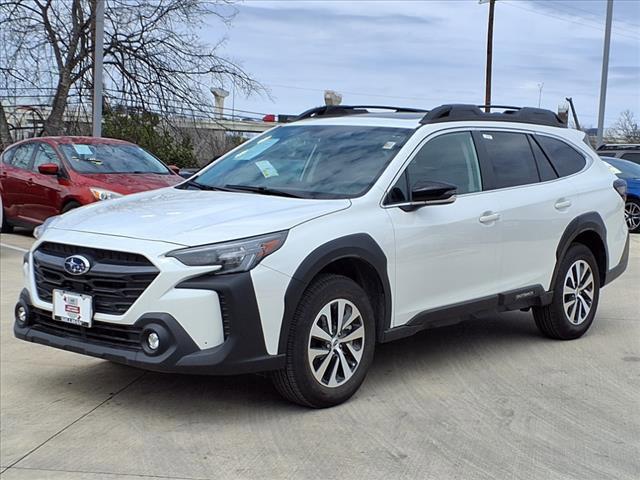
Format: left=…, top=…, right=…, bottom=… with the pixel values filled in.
left=387, top=132, right=483, bottom=204
left=407, top=131, right=482, bottom=194
left=32, top=143, right=61, bottom=171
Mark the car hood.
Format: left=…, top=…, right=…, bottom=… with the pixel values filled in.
left=49, top=187, right=351, bottom=246
left=79, top=173, right=182, bottom=193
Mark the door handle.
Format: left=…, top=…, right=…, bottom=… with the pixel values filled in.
left=554, top=199, right=572, bottom=210
left=479, top=212, right=500, bottom=224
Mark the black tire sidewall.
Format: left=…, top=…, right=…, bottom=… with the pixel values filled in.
left=62, top=202, right=81, bottom=213
left=551, top=244, right=600, bottom=338
left=288, top=275, right=375, bottom=407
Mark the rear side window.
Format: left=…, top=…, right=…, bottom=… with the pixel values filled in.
left=528, top=136, right=558, bottom=181
left=1, top=147, right=15, bottom=165
left=9, top=144, right=35, bottom=170
left=481, top=132, right=539, bottom=189
left=535, top=136, right=586, bottom=177
left=621, top=152, right=640, bottom=164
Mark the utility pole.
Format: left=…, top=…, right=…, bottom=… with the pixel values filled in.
left=566, top=97, right=581, bottom=130
left=482, top=0, right=496, bottom=112
left=92, top=0, right=105, bottom=137
left=596, top=0, right=613, bottom=147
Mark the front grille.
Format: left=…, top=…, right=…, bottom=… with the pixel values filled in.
left=30, top=308, right=142, bottom=351
left=33, top=242, right=159, bottom=316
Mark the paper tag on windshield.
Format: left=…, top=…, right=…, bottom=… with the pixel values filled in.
left=73, top=144, right=93, bottom=155
left=382, top=141, right=396, bottom=150
left=255, top=160, right=279, bottom=178
left=482, top=134, right=493, bottom=140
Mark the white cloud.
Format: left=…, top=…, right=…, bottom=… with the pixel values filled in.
left=205, top=0, right=640, bottom=127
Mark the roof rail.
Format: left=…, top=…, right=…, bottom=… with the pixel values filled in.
left=419, top=104, right=566, bottom=128
left=596, top=144, right=640, bottom=151
left=295, top=105, right=428, bottom=121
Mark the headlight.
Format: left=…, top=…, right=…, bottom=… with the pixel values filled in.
left=90, top=188, right=123, bottom=201
left=33, top=216, right=58, bottom=239
left=167, top=231, right=288, bottom=273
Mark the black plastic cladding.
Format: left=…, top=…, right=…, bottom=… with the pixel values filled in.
left=279, top=234, right=392, bottom=353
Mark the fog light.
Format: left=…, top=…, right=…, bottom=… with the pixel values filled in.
left=15, top=304, right=29, bottom=327
left=147, top=332, right=160, bottom=351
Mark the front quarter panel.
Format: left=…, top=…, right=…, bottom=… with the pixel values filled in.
left=256, top=201, right=395, bottom=355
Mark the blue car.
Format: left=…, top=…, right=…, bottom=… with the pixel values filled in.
left=603, top=157, right=640, bottom=233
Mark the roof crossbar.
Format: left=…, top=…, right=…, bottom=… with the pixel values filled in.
left=295, top=105, right=428, bottom=121
left=419, top=104, right=566, bottom=128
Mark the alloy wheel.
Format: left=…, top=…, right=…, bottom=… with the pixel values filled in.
left=562, top=260, right=595, bottom=325
left=307, top=299, right=365, bottom=388
left=625, top=201, right=640, bottom=231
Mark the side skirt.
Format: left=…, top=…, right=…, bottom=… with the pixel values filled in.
left=381, top=285, right=551, bottom=343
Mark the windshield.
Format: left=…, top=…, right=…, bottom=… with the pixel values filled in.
left=604, top=158, right=640, bottom=179
left=190, top=125, right=413, bottom=199
left=60, top=143, right=170, bottom=174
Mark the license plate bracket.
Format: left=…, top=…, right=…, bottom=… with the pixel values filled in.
left=52, top=290, right=93, bottom=327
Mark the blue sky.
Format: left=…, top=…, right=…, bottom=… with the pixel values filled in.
left=206, top=0, right=640, bottom=128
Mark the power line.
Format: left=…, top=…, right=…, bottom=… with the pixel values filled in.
left=502, top=0, right=640, bottom=41
left=542, top=0, right=640, bottom=31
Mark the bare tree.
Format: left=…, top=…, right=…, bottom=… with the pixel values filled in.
left=0, top=0, right=259, bottom=142
left=613, top=110, right=640, bottom=143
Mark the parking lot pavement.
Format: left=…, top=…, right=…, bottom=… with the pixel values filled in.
left=1, top=231, right=639, bottom=480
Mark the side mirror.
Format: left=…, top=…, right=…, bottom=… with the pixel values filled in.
left=168, top=165, right=180, bottom=174
left=401, top=181, right=457, bottom=211
left=38, top=163, right=59, bottom=175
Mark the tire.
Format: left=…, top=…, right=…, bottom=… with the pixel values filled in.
left=533, top=243, right=600, bottom=340
left=62, top=201, right=81, bottom=213
left=272, top=274, right=376, bottom=408
left=1, top=209, right=13, bottom=233
left=625, top=198, right=640, bottom=233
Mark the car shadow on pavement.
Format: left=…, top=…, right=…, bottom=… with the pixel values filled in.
left=39, top=310, right=545, bottom=415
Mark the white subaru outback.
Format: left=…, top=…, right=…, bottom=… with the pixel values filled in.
left=14, top=104, right=629, bottom=407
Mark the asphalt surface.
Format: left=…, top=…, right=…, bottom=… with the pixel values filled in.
left=1, top=231, right=639, bottom=480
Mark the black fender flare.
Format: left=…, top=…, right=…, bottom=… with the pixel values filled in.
left=278, top=233, right=391, bottom=353
left=550, top=211, right=608, bottom=289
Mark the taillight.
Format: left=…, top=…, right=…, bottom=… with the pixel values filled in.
left=613, top=178, right=627, bottom=201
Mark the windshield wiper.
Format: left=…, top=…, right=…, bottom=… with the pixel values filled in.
left=180, top=179, right=232, bottom=192
left=223, top=184, right=302, bottom=198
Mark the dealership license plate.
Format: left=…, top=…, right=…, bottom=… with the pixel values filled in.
left=52, top=290, right=93, bottom=327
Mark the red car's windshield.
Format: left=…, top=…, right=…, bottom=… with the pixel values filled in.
left=59, top=143, right=170, bottom=174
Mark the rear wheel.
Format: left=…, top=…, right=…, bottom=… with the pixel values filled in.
left=625, top=198, right=640, bottom=233
left=272, top=274, right=375, bottom=408
left=533, top=244, right=600, bottom=340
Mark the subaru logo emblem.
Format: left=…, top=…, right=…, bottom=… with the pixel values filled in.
left=63, top=255, right=91, bottom=275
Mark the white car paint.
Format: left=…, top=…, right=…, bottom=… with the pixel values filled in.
left=24, top=114, right=628, bottom=359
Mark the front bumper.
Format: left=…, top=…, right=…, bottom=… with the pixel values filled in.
left=14, top=272, right=285, bottom=375
left=16, top=231, right=286, bottom=374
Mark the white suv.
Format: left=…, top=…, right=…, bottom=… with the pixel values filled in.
left=14, top=104, right=629, bottom=407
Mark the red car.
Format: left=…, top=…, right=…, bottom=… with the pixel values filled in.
left=0, top=136, right=183, bottom=232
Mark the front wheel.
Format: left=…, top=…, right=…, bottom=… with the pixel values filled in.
left=272, top=274, right=375, bottom=408
left=625, top=198, right=640, bottom=233
left=533, top=244, right=600, bottom=340
left=1, top=212, right=13, bottom=233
